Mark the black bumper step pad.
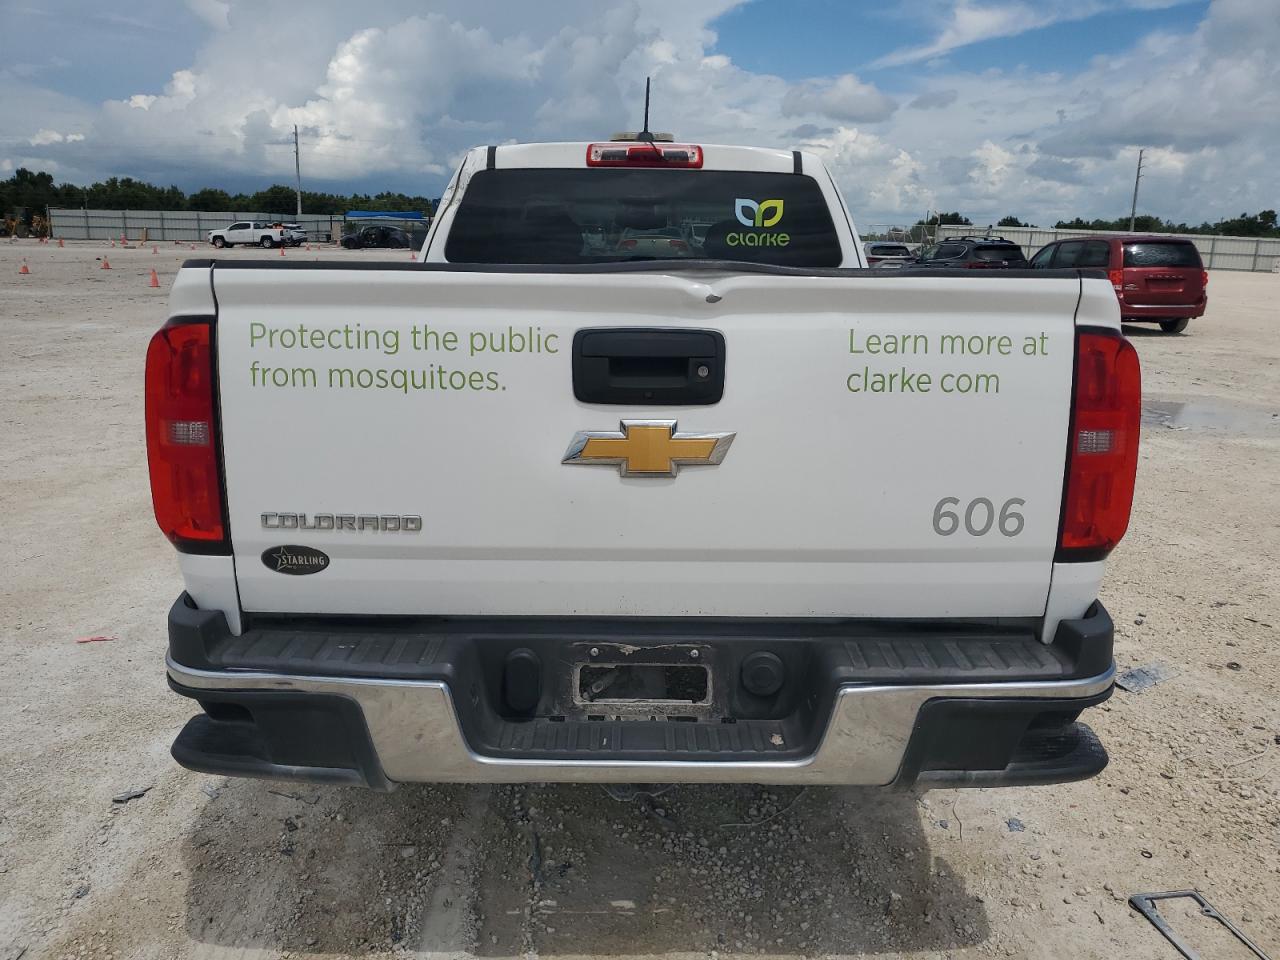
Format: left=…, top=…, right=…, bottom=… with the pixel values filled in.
left=169, top=595, right=1111, bottom=686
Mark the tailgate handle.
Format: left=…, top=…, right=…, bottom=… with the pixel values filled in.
left=573, top=328, right=725, bottom=405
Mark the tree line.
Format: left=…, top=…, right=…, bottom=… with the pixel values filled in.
left=1052, top=211, right=1278, bottom=237
left=5, top=166, right=1277, bottom=238
left=0, top=168, right=436, bottom=219
left=916, top=210, right=1279, bottom=237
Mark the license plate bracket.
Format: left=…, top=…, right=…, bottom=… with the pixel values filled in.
left=578, top=663, right=710, bottom=705
left=558, top=641, right=720, bottom=720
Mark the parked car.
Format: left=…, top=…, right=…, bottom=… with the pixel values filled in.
left=906, top=236, right=1028, bottom=270
left=863, top=242, right=914, bottom=268
left=150, top=136, right=1134, bottom=793
left=278, top=223, right=308, bottom=246
left=341, top=224, right=413, bottom=249
left=617, top=226, right=691, bottom=256
left=207, top=221, right=300, bottom=249
left=1030, top=235, right=1207, bottom=333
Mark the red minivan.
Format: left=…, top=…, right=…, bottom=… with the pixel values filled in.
left=1030, top=235, right=1208, bottom=333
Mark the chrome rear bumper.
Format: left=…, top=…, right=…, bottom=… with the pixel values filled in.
left=167, top=657, right=1114, bottom=787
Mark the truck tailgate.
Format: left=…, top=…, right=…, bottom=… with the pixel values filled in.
left=212, top=266, right=1081, bottom=619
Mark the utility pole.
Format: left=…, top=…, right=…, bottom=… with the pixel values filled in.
left=1128, top=148, right=1145, bottom=232
left=293, top=124, right=302, bottom=217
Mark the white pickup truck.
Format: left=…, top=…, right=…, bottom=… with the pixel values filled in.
left=207, top=220, right=305, bottom=248
left=148, top=137, right=1139, bottom=790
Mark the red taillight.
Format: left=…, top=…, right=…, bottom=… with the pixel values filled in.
left=619, top=238, right=638, bottom=249
left=1057, top=330, right=1141, bottom=561
left=669, top=239, right=688, bottom=250
left=145, top=318, right=227, bottom=553
left=586, top=143, right=704, bottom=168
left=1202, top=270, right=1209, bottom=287
left=1107, top=268, right=1124, bottom=291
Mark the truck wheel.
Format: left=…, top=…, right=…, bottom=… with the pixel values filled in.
left=259, top=235, right=275, bottom=249
left=212, top=237, right=225, bottom=248
left=1159, top=318, right=1190, bottom=334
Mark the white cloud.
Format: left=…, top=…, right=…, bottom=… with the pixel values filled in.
left=872, top=0, right=1192, bottom=68
left=27, top=128, right=86, bottom=146
left=186, top=0, right=229, bottom=30
left=801, top=127, right=933, bottom=217
left=1027, top=155, right=1086, bottom=184
left=971, top=140, right=1017, bottom=192
left=0, top=0, right=1276, bottom=229
left=781, top=74, right=898, bottom=124
left=907, top=89, right=958, bottom=110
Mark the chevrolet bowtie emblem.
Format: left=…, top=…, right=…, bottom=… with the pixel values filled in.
left=562, top=420, right=735, bottom=477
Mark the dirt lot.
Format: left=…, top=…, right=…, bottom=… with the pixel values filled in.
left=1, top=240, right=1277, bottom=960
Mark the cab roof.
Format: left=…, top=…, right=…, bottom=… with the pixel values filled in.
left=469, top=141, right=815, bottom=176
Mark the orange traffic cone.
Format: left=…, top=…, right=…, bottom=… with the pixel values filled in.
left=305, top=243, right=311, bottom=251
left=58, top=238, right=64, bottom=248
left=101, top=257, right=111, bottom=270
left=19, top=259, right=30, bottom=275
left=149, top=268, right=160, bottom=288
left=111, top=240, right=116, bottom=248
left=152, top=246, right=158, bottom=254
left=279, top=245, right=286, bottom=256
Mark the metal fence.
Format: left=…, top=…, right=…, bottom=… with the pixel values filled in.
left=935, top=225, right=1280, bottom=272
left=48, top=208, right=345, bottom=243
left=48, top=207, right=1280, bottom=270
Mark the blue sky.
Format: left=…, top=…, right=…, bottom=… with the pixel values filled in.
left=1, top=0, right=1272, bottom=227
left=713, top=1, right=1209, bottom=79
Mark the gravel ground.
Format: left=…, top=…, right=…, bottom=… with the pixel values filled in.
left=1, top=240, right=1277, bottom=960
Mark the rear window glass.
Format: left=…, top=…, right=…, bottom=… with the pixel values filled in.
left=870, top=244, right=911, bottom=256
left=975, top=245, right=1026, bottom=261
left=445, top=169, right=843, bottom=266
left=1123, top=242, right=1202, bottom=268
left=1053, top=243, right=1082, bottom=267
left=1078, top=241, right=1111, bottom=268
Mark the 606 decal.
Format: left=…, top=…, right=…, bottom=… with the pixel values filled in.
left=933, top=497, right=1026, bottom=538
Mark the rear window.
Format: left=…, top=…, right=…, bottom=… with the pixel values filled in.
left=926, top=243, right=967, bottom=260
left=869, top=244, right=911, bottom=257
left=975, top=245, right=1026, bottom=262
left=1123, top=242, right=1202, bottom=268
left=445, top=169, right=843, bottom=266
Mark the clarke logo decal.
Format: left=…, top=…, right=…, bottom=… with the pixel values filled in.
left=728, top=198, right=789, bottom=248
left=734, top=198, right=785, bottom=228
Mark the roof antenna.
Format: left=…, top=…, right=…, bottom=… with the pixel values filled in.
left=637, top=76, right=665, bottom=160
left=639, top=77, right=653, bottom=142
